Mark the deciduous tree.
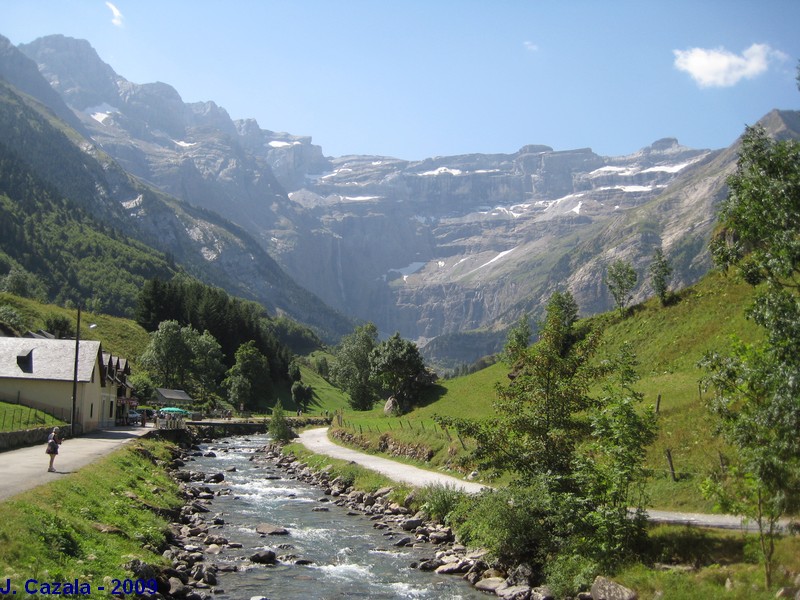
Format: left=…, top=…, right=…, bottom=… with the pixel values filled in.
left=648, top=247, right=673, bottom=305
left=330, top=323, right=379, bottom=410
left=702, top=125, right=800, bottom=589
left=369, top=332, right=428, bottom=411
left=606, top=259, right=637, bottom=315
left=223, top=340, right=272, bottom=410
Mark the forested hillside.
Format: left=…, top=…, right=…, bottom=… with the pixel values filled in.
left=0, top=82, right=176, bottom=314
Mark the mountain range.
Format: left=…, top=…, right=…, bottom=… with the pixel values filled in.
left=2, top=33, right=799, bottom=368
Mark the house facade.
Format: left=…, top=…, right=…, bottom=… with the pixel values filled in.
left=102, top=351, right=136, bottom=425
left=0, top=337, right=108, bottom=433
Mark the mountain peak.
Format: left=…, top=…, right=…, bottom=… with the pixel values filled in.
left=20, top=34, right=121, bottom=110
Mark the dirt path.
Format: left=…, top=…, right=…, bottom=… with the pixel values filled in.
left=297, top=427, right=488, bottom=494
left=297, top=428, right=797, bottom=533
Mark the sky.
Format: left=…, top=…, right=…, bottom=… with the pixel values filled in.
left=1, top=1, right=798, bottom=161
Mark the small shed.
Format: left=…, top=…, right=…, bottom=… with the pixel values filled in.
left=155, top=388, right=193, bottom=406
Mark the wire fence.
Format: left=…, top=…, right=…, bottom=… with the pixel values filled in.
left=0, top=393, right=68, bottom=432
left=0, top=405, right=60, bottom=432
left=336, top=414, right=468, bottom=449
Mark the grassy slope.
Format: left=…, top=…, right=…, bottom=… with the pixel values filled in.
left=0, top=401, right=64, bottom=431
left=0, top=293, right=151, bottom=365
left=0, top=439, right=181, bottom=596
left=329, top=271, right=764, bottom=512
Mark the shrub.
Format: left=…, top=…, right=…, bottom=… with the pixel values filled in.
left=268, top=400, right=292, bottom=444
left=449, top=481, right=555, bottom=575
left=418, top=483, right=465, bottom=523
left=545, top=552, right=599, bottom=599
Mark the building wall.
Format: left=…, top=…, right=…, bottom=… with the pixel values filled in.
left=0, top=376, right=104, bottom=433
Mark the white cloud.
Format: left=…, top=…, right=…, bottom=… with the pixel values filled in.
left=523, top=41, right=539, bottom=52
left=105, top=2, right=124, bottom=27
left=673, top=43, right=786, bottom=88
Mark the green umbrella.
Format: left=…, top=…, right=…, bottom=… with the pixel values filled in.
left=161, top=407, right=191, bottom=414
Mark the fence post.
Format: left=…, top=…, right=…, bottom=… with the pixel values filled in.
left=655, top=394, right=661, bottom=414
left=665, top=448, right=677, bottom=482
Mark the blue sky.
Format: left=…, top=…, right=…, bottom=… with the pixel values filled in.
left=2, top=1, right=798, bottom=160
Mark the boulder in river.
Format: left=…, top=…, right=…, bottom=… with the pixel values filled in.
left=250, top=550, right=277, bottom=564
left=255, top=523, right=289, bottom=536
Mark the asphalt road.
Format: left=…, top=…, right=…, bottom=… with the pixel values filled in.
left=0, top=425, right=151, bottom=502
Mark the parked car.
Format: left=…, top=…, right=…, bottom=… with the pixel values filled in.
left=127, top=410, right=141, bottom=425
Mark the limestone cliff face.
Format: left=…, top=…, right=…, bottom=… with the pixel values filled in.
left=17, top=35, right=800, bottom=367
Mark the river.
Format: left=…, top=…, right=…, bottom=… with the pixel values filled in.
left=185, top=433, right=487, bottom=599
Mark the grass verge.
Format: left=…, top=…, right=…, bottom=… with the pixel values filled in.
left=0, top=438, right=182, bottom=597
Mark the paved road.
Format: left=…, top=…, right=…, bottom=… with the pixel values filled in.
left=297, top=428, right=797, bottom=532
left=0, top=426, right=151, bottom=502
left=297, top=427, right=488, bottom=494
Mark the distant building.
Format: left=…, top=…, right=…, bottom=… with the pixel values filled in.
left=155, top=388, right=193, bottom=406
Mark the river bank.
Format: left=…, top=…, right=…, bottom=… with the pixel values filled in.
left=159, top=425, right=639, bottom=600
left=4, top=425, right=794, bottom=599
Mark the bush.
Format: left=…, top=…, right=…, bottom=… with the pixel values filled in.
left=268, top=400, right=292, bottom=444
left=0, top=304, right=28, bottom=333
left=418, top=483, right=465, bottom=523
left=449, top=481, right=555, bottom=575
left=545, top=552, right=599, bottom=598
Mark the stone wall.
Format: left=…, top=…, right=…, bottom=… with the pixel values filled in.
left=0, top=425, right=72, bottom=451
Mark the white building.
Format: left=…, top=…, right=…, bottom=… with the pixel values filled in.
left=0, top=337, right=111, bottom=432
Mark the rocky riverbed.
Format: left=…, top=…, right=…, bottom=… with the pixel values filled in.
left=131, top=430, right=639, bottom=600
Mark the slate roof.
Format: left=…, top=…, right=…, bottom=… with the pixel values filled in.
left=155, top=388, right=193, bottom=404
left=0, top=337, right=102, bottom=382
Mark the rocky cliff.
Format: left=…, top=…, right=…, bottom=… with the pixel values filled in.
left=13, top=34, right=800, bottom=368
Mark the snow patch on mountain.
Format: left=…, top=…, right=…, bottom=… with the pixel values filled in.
left=418, top=167, right=464, bottom=176
left=84, top=102, right=119, bottom=124
left=387, top=261, right=426, bottom=282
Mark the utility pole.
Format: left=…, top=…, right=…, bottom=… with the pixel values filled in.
left=71, top=306, right=81, bottom=435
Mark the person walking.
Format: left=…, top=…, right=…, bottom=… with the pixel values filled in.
left=45, top=426, right=62, bottom=472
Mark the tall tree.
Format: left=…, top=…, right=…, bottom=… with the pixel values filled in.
left=369, top=332, right=428, bottom=411
left=606, top=259, right=637, bottom=315
left=574, top=342, right=657, bottom=569
left=648, top=247, right=673, bottom=305
left=330, top=322, right=379, bottom=410
left=188, top=329, right=226, bottom=405
left=224, top=340, right=272, bottom=410
left=139, top=320, right=193, bottom=389
left=442, top=291, right=599, bottom=487
left=702, top=125, right=800, bottom=589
